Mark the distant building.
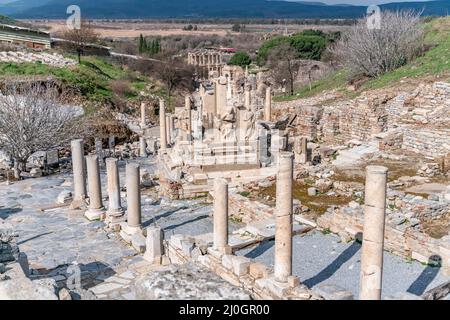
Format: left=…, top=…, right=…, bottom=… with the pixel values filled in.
left=0, top=24, right=51, bottom=49
left=187, top=48, right=236, bottom=75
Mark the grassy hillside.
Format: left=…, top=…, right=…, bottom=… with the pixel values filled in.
left=275, top=17, right=450, bottom=102
left=0, top=55, right=150, bottom=107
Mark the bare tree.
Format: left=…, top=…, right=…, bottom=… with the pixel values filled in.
left=152, top=56, right=195, bottom=108
left=0, top=83, right=82, bottom=178
left=61, top=20, right=99, bottom=64
left=331, top=10, right=424, bottom=78
left=267, top=43, right=301, bottom=96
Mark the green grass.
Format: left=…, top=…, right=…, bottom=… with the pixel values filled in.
left=0, top=55, right=149, bottom=105
left=275, top=17, right=450, bottom=101
left=362, top=17, right=450, bottom=90
left=274, top=69, right=351, bottom=102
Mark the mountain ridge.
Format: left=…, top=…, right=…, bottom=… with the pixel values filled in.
left=1, top=0, right=449, bottom=19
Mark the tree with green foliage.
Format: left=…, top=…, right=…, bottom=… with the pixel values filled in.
left=232, top=23, right=245, bottom=32
left=138, top=35, right=161, bottom=56
left=228, top=51, right=252, bottom=67
left=257, top=29, right=328, bottom=66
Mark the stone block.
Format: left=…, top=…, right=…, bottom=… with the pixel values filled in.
left=144, top=227, right=164, bottom=263
left=231, top=256, right=251, bottom=276
left=207, top=247, right=224, bottom=261
left=169, top=234, right=186, bottom=250
left=287, top=276, right=300, bottom=288
left=131, top=233, right=146, bottom=253
left=221, top=254, right=234, bottom=270
left=180, top=239, right=196, bottom=256
left=266, top=276, right=290, bottom=297
left=312, top=284, right=354, bottom=300
left=84, top=209, right=105, bottom=221
left=249, top=262, right=269, bottom=279
left=56, top=191, right=72, bottom=204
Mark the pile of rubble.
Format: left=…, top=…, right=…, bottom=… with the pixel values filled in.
left=0, top=51, right=77, bottom=67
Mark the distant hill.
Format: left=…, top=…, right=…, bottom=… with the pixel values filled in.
left=1, top=0, right=449, bottom=19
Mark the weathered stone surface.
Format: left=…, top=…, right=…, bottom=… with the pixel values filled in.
left=312, top=284, right=354, bottom=300
left=0, top=263, right=58, bottom=300
left=132, top=263, right=251, bottom=300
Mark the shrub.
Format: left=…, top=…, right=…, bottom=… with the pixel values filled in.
left=228, top=51, right=252, bottom=67
left=331, top=10, right=424, bottom=78
left=257, top=30, right=328, bottom=65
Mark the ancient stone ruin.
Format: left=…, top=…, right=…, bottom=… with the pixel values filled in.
left=0, top=70, right=449, bottom=301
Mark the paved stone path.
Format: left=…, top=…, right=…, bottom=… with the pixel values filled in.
left=0, top=159, right=222, bottom=295
left=237, top=231, right=450, bottom=299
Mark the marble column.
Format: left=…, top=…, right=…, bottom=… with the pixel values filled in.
left=244, top=85, right=251, bottom=110
left=213, top=178, right=230, bottom=253
left=165, top=114, right=171, bottom=145
left=126, top=163, right=142, bottom=230
left=105, top=158, right=124, bottom=228
left=274, top=152, right=294, bottom=283
left=359, top=165, right=388, bottom=300
left=216, top=76, right=227, bottom=117
left=159, top=99, right=167, bottom=152
left=139, top=137, right=147, bottom=157
left=265, top=87, right=272, bottom=122
left=140, top=102, right=146, bottom=128
left=70, top=139, right=86, bottom=208
left=85, top=155, right=105, bottom=220
left=301, top=137, right=308, bottom=156
left=185, top=95, right=192, bottom=141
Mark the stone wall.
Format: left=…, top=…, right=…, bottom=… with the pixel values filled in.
left=167, top=234, right=323, bottom=300
left=274, top=82, right=450, bottom=158
left=316, top=200, right=450, bottom=275
left=402, top=128, right=450, bottom=157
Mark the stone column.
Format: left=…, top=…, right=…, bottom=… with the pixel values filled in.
left=70, top=139, right=86, bottom=208
left=165, top=115, right=171, bottom=145
left=159, top=99, right=167, bottom=152
left=216, top=76, right=227, bottom=117
left=359, top=165, right=388, bottom=300
left=105, top=158, right=124, bottom=228
left=213, top=178, right=230, bottom=253
left=244, top=85, right=251, bottom=110
left=139, top=137, right=147, bottom=157
left=126, top=163, right=142, bottom=230
left=185, top=95, right=192, bottom=141
left=298, top=137, right=308, bottom=164
left=140, top=102, right=146, bottom=128
left=265, top=87, right=272, bottom=121
left=144, top=226, right=164, bottom=264
left=85, top=155, right=105, bottom=220
left=274, top=152, right=294, bottom=283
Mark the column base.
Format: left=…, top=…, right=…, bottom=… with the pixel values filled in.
left=143, top=254, right=163, bottom=265
left=84, top=207, right=106, bottom=221
left=265, top=274, right=299, bottom=297
left=119, top=222, right=143, bottom=244
left=69, top=198, right=87, bottom=210
left=215, top=245, right=233, bottom=255
left=105, top=209, right=126, bottom=230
